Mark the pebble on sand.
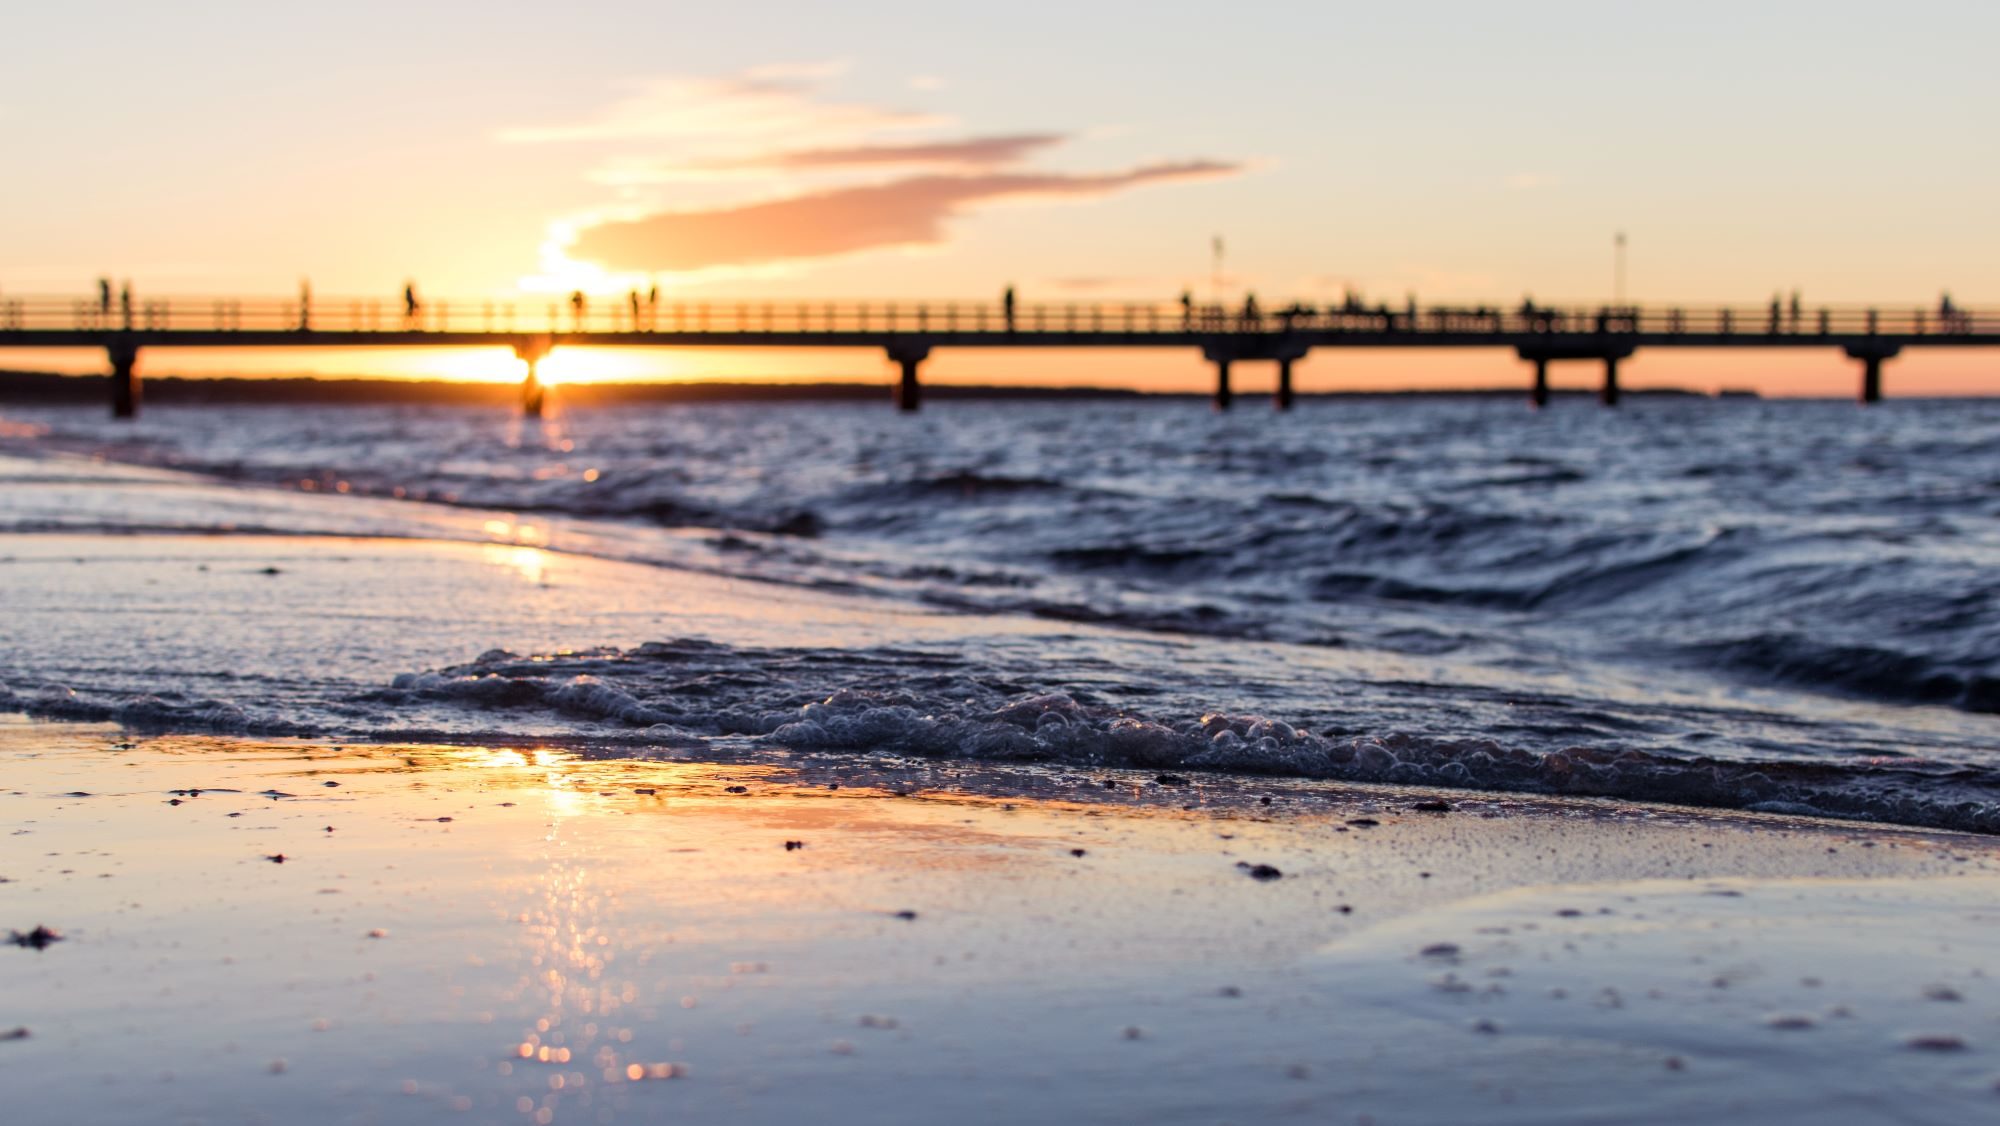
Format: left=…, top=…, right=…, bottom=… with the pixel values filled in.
left=1903, top=1033, right=1968, bottom=1052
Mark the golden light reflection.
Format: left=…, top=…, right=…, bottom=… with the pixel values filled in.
left=479, top=543, right=553, bottom=586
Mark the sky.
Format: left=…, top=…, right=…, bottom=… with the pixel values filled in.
left=3, top=0, right=1998, bottom=394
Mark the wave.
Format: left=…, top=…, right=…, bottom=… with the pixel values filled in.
left=1679, top=634, right=2000, bottom=713
left=13, top=638, right=1993, bottom=834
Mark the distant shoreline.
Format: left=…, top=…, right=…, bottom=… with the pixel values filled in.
left=0, top=369, right=1742, bottom=405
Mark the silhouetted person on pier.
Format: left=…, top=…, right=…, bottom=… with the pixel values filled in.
left=1002, top=285, right=1016, bottom=331
left=1242, top=292, right=1260, bottom=330
left=629, top=289, right=641, bottom=326
left=298, top=280, right=311, bottom=331
left=648, top=284, right=660, bottom=328
left=1789, top=290, right=1802, bottom=330
left=403, top=282, right=420, bottom=327
left=1180, top=289, right=1193, bottom=329
left=97, top=278, right=112, bottom=316
left=570, top=290, right=586, bottom=329
left=119, top=281, right=132, bottom=329
left=1769, top=294, right=1783, bottom=333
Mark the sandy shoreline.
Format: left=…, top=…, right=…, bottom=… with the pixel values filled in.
left=4, top=718, right=1998, bottom=1124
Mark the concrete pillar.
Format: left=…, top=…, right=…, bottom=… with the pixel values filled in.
left=1600, top=355, right=1620, bottom=408
left=1214, top=358, right=1233, bottom=410
left=1272, top=347, right=1307, bottom=411
left=1845, top=345, right=1898, bottom=404
left=514, top=336, right=553, bottom=418
left=522, top=363, right=545, bottom=417
left=887, top=343, right=931, bottom=412
left=108, top=340, right=140, bottom=419
left=1530, top=356, right=1549, bottom=409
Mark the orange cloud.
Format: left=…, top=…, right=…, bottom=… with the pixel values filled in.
left=722, top=133, right=1066, bottom=171
left=567, top=162, right=1241, bottom=272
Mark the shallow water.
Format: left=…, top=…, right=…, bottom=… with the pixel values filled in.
left=1, top=397, right=1996, bottom=830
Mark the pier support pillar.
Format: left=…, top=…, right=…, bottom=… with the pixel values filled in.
left=1202, top=344, right=1238, bottom=411
left=108, top=340, right=140, bottom=419
left=1845, top=344, right=1899, bottom=405
left=1600, top=355, right=1620, bottom=408
left=887, top=342, right=931, bottom=412
left=1528, top=356, right=1550, bottom=409
left=1273, top=346, right=1307, bottom=411
left=514, top=336, right=553, bottom=418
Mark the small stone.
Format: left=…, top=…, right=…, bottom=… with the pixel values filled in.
left=892, top=910, right=918, bottom=921
left=265, top=854, right=287, bottom=864
left=366, top=929, right=389, bottom=939
left=634, top=788, right=656, bottom=795
left=321, top=781, right=340, bottom=788
left=1411, top=800, right=1453, bottom=812
left=725, top=785, right=748, bottom=794
left=1154, top=774, right=1189, bottom=786
left=1420, top=943, right=1461, bottom=959
left=1904, top=1034, right=1968, bottom=1052
left=0, top=1027, right=28, bottom=1041
left=1238, top=863, right=1282, bottom=881
left=784, top=841, right=805, bottom=851
left=1070, top=848, right=1087, bottom=857
left=1346, top=818, right=1380, bottom=828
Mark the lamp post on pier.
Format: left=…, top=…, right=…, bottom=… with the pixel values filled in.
left=1614, top=231, right=1627, bottom=308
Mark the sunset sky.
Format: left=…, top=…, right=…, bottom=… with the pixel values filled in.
left=5, top=1, right=1998, bottom=394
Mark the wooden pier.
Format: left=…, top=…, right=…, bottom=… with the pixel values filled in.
left=1, top=295, right=1993, bottom=416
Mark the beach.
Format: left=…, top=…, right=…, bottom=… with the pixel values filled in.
left=7, top=716, right=1999, bottom=1125
left=2, top=403, right=1999, bottom=1122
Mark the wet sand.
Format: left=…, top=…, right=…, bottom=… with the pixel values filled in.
left=4, top=718, right=1997, bottom=1125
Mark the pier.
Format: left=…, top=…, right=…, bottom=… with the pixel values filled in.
left=1, top=295, right=1994, bottom=416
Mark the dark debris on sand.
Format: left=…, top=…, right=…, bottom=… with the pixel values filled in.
left=8, top=925, right=64, bottom=950
left=1236, top=862, right=1283, bottom=881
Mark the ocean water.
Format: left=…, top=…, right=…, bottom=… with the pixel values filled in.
left=3, top=395, right=1997, bottom=831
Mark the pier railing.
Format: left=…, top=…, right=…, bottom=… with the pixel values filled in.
left=0, top=296, right=1993, bottom=339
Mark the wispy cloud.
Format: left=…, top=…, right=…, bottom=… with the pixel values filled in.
left=496, top=62, right=939, bottom=147
left=509, top=64, right=1247, bottom=284
left=568, top=162, right=1239, bottom=273
left=594, top=133, right=1068, bottom=186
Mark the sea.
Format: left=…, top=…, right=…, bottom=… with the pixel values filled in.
left=2, top=394, right=1997, bottom=832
